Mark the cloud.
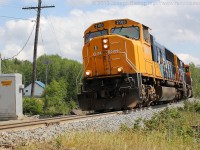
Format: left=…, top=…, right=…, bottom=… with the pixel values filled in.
left=0, top=19, right=35, bottom=60
left=65, top=0, right=95, bottom=5
left=178, top=53, right=200, bottom=65
left=21, top=0, right=54, bottom=4
left=2, top=43, right=33, bottom=60
left=0, top=1, right=200, bottom=65
left=0, top=0, right=9, bottom=4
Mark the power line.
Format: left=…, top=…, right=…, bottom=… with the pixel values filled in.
left=3, top=23, right=36, bottom=60
left=0, top=15, right=35, bottom=21
left=40, top=27, right=46, bottom=55
left=0, top=4, right=21, bottom=8
left=45, top=13, right=62, bottom=56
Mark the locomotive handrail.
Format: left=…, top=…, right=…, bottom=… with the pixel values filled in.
left=76, top=47, right=90, bottom=94
left=76, top=66, right=83, bottom=94
left=124, top=42, right=140, bottom=73
left=124, top=41, right=142, bottom=96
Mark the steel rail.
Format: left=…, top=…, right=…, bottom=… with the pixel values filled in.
left=0, top=101, right=184, bottom=132
left=0, top=111, right=122, bottom=131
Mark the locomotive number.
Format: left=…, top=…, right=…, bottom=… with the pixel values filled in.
left=108, top=50, right=120, bottom=54
left=115, top=20, right=127, bottom=25
left=94, top=23, right=104, bottom=29
left=93, top=51, right=102, bottom=56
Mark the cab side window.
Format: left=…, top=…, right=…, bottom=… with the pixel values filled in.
left=143, top=26, right=150, bottom=43
left=185, top=67, right=189, bottom=73
left=157, top=47, right=163, bottom=64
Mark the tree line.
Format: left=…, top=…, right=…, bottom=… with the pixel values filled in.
left=190, top=63, right=200, bottom=98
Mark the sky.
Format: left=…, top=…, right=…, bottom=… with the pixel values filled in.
left=0, top=0, right=200, bottom=65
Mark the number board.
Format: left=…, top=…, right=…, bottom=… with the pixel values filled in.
left=94, top=23, right=104, bottom=29
left=115, top=20, right=127, bottom=25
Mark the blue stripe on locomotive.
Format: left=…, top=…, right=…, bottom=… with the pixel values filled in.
left=151, top=35, right=166, bottom=78
left=151, top=35, right=176, bottom=80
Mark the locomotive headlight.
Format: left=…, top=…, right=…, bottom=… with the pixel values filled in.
left=85, top=70, right=92, bottom=76
left=86, top=71, right=90, bottom=76
left=103, top=38, right=108, bottom=44
left=117, top=67, right=123, bottom=73
left=103, top=44, right=108, bottom=49
left=102, top=38, right=109, bottom=49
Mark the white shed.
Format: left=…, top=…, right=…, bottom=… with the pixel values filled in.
left=23, top=81, right=45, bottom=97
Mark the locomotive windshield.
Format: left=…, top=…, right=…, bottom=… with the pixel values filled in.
left=85, top=29, right=108, bottom=43
left=111, top=26, right=140, bottom=39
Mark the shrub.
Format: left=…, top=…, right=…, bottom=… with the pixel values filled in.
left=44, top=79, right=70, bottom=116
left=184, top=100, right=200, bottom=113
left=120, top=124, right=132, bottom=132
left=23, top=97, right=43, bottom=115
left=45, top=100, right=70, bottom=116
left=142, top=105, right=200, bottom=140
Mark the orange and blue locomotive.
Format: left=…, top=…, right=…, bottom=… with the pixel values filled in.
left=77, top=19, right=193, bottom=111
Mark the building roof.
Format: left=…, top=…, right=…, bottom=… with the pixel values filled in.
left=35, top=81, right=45, bottom=88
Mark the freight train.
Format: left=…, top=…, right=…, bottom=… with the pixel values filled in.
left=77, top=19, right=192, bottom=111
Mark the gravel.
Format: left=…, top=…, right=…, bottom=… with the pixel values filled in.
left=0, top=98, right=198, bottom=147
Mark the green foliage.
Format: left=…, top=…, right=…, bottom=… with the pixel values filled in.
left=190, top=63, right=200, bottom=98
left=44, top=79, right=69, bottom=115
left=143, top=108, right=195, bottom=139
left=133, top=118, right=142, bottom=130
left=68, top=99, right=78, bottom=110
left=120, top=101, right=200, bottom=143
left=36, top=55, right=82, bottom=101
left=120, top=118, right=143, bottom=132
left=55, top=137, right=63, bottom=149
left=2, top=59, right=32, bottom=87
left=140, top=102, right=200, bottom=141
left=23, top=97, right=43, bottom=115
left=120, top=124, right=132, bottom=132
left=184, top=100, right=200, bottom=113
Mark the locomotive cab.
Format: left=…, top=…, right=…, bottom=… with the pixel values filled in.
left=82, top=19, right=157, bottom=78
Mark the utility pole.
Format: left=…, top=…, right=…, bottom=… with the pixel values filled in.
left=22, top=0, right=55, bottom=97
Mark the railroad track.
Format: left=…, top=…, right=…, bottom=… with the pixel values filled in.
left=0, top=101, right=184, bottom=132
left=0, top=111, right=123, bottom=132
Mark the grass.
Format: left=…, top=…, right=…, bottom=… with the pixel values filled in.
left=17, top=130, right=200, bottom=150
left=17, top=100, right=200, bottom=150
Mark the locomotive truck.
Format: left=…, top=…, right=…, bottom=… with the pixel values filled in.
left=77, top=19, right=193, bottom=111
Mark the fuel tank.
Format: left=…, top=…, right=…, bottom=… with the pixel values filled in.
left=156, top=86, right=177, bottom=101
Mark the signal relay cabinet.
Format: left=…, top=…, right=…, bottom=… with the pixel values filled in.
left=0, top=74, right=24, bottom=121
